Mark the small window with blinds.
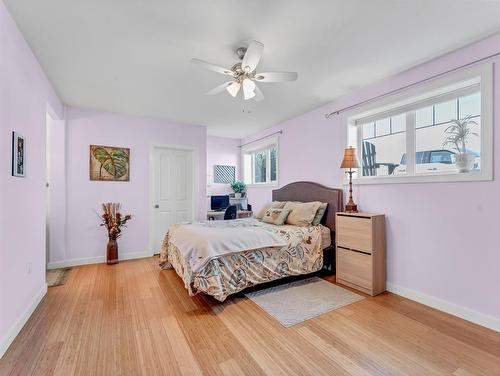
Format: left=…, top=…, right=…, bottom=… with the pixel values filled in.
left=347, top=63, right=492, bottom=184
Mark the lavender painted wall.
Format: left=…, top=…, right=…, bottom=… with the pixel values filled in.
left=65, top=107, right=207, bottom=261
left=207, top=136, right=241, bottom=197
left=243, top=33, right=500, bottom=322
left=0, top=0, right=63, bottom=354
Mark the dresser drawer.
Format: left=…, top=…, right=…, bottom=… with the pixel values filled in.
left=337, top=248, right=372, bottom=290
left=336, top=215, right=373, bottom=253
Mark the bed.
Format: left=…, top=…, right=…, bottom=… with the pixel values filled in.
left=159, top=181, right=343, bottom=301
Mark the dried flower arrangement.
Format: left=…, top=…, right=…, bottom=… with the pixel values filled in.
left=100, top=202, right=132, bottom=264
left=100, top=202, right=132, bottom=239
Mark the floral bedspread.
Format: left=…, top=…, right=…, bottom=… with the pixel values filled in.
left=159, top=219, right=325, bottom=301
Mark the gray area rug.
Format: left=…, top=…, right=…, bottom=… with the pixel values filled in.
left=245, top=277, right=364, bottom=327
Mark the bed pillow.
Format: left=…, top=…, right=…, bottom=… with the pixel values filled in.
left=283, top=201, right=322, bottom=227
left=262, top=208, right=291, bottom=226
left=312, top=202, right=328, bottom=226
left=255, top=201, right=286, bottom=219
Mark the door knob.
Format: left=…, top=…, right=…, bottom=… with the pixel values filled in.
left=154, top=204, right=159, bottom=209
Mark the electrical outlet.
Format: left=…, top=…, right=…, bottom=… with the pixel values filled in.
left=28, top=262, right=32, bottom=274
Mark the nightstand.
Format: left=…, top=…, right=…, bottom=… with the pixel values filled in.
left=335, top=212, right=386, bottom=296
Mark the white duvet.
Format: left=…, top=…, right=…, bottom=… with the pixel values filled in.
left=168, top=218, right=287, bottom=272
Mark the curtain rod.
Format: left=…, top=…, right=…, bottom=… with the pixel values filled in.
left=238, top=130, right=283, bottom=148
left=324, top=51, right=500, bottom=119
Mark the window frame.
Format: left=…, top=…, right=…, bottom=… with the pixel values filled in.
left=241, top=135, right=279, bottom=187
left=345, top=63, right=493, bottom=185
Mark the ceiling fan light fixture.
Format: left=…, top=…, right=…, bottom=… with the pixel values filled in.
left=245, top=91, right=256, bottom=100
left=226, top=81, right=241, bottom=97
left=242, top=78, right=256, bottom=100
left=192, top=40, right=297, bottom=103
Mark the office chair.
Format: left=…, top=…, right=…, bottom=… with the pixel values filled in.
left=224, top=205, right=237, bottom=220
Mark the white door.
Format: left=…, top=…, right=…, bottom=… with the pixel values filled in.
left=151, top=147, right=195, bottom=252
left=45, top=113, right=51, bottom=267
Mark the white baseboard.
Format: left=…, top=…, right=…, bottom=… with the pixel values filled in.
left=0, top=283, right=48, bottom=359
left=47, top=251, right=153, bottom=270
left=387, top=282, right=500, bottom=333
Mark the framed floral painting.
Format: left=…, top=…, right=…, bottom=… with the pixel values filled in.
left=12, top=132, right=25, bottom=177
left=90, top=145, right=130, bottom=181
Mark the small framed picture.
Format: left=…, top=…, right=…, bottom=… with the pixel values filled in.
left=12, top=131, right=26, bottom=177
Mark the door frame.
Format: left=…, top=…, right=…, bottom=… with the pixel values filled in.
left=45, top=102, right=65, bottom=268
left=148, top=144, right=199, bottom=254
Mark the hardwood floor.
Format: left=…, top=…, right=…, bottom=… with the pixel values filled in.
left=1, top=257, right=499, bottom=376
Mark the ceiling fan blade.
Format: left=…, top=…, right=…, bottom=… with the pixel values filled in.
left=253, top=85, right=264, bottom=102
left=241, top=40, right=264, bottom=73
left=191, top=58, right=235, bottom=77
left=206, top=81, right=234, bottom=96
left=226, top=81, right=241, bottom=97
left=242, top=79, right=256, bottom=100
left=254, top=71, right=298, bottom=82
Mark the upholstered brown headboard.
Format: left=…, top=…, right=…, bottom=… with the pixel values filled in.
left=272, top=181, right=343, bottom=233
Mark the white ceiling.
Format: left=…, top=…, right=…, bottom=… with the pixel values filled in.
left=4, top=0, right=500, bottom=138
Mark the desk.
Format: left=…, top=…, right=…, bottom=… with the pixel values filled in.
left=207, top=210, right=253, bottom=220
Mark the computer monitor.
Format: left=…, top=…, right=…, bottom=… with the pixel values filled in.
left=211, top=195, right=230, bottom=211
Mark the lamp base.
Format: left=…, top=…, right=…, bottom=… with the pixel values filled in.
left=345, top=202, right=358, bottom=213
left=344, top=168, right=358, bottom=213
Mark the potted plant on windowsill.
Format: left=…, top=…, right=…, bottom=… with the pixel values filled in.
left=443, top=114, right=478, bottom=173
left=100, top=202, right=132, bottom=265
left=230, top=180, right=246, bottom=199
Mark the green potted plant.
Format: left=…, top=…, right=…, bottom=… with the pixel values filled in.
left=230, top=180, right=246, bottom=199
left=443, top=114, right=478, bottom=173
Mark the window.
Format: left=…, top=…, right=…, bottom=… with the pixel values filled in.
left=360, top=115, right=407, bottom=177
left=242, top=136, right=279, bottom=186
left=414, top=95, right=481, bottom=175
left=347, top=63, right=492, bottom=184
left=254, top=149, right=267, bottom=183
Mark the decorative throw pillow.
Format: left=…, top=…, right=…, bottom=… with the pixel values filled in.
left=262, top=208, right=291, bottom=226
left=255, top=201, right=286, bottom=219
left=283, top=201, right=322, bottom=227
left=312, top=202, right=328, bottom=226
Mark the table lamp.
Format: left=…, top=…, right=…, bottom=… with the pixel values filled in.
left=340, top=146, right=360, bottom=213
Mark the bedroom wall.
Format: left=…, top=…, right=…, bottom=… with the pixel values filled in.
left=242, top=33, right=500, bottom=330
left=0, top=0, right=64, bottom=357
left=206, top=135, right=241, bottom=197
left=63, top=106, right=207, bottom=263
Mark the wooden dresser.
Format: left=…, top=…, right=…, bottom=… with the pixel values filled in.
left=335, top=212, right=386, bottom=296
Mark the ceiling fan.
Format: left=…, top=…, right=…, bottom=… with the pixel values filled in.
left=191, top=40, right=298, bottom=102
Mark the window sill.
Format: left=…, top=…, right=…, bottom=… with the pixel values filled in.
left=349, top=170, right=492, bottom=185
left=246, top=182, right=279, bottom=188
